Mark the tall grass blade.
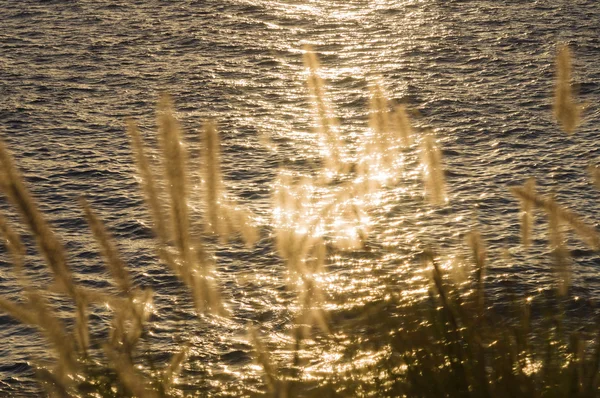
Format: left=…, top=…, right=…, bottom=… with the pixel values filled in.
left=0, top=139, right=76, bottom=298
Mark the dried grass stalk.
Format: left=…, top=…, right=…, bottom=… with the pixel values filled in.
left=0, top=211, right=26, bottom=277
left=229, top=205, right=259, bottom=248
left=303, top=45, right=344, bottom=178
left=26, top=291, right=78, bottom=378
left=420, top=132, right=447, bottom=206
left=518, top=178, right=536, bottom=247
left=104, top=344, right=159, bottom=398
left=369, top=83, right=393, bottom=162
left=198, top=123, right=258, bottom=246
left=546, top=194, right=571, bottom=296
left=189, top=243, right=226, bottom=316
left=201, top=120, right=225, bottom=238
left=127, top=119, right=177, bottom=270
left=35, top=366, right=73, bottom=398
left=553, top=45, right=581, bottom=135
left=74, top=294, right=89, bottom=357
left=466, top=230, right=486, bottom=314
left=0, top=296, right=38, bottom=325
left=588, top=165, right=600, bottom=190
left=392, top=104, right=413, bottom=148
left=80, top=197, right=132, bottom=294
left=162, top=344, right=189, bottom=391
left=511, top=186, right=600, bottom=249
left=249, top=327, right=281, bottom=396
left=297, top=276, right=329, bottom=337
left=0, top=139, right=76, bottom=297
left=157, top=94, right=191, bottom=262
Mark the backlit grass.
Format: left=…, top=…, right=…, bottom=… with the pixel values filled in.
left=0, top=44, right=599, bottom=397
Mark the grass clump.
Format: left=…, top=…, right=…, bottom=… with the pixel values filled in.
left=0, top=43, right=598, bottom=398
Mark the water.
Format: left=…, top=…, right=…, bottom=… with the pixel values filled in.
left=1, top=0, right=600, bottom=395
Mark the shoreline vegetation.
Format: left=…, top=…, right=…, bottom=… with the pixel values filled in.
left=0, top=44, right=599, bottom=397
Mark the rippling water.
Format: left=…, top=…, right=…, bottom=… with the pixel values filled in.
left=1, top=0, right=600, bottom=395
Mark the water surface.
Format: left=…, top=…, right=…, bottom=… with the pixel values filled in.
left=1, top=0, right=600, bottom=395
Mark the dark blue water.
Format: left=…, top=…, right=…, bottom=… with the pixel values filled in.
left=1, top=0, right=600, bottom=395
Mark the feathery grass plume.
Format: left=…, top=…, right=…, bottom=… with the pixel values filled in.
left=199, top=122, right=259, bottom=247
left=302, top=45, right=345, bottom=179
left=35, top=366, right=73, bottom=398
left=104, top=344, right=159, bottom=398
left=329, top=193, right=368, bottom=250
left=157, top=94, right=192, bottom=268
left=126, top=119, right=177, bottom=270
left=553, top=45, right=582, bottom=135
left=362, top=82, right=405, bottom=196
left=511, top=186, right=600, bottom=250
left=272, top=172, right=306, bottom=264
left=466, top=230, right=486, bottom=315
left=189, top=243, right=226, bottom=316
left=108, top=287, right=154, bottom=359
left=588, top=165, right=600, bottom=190
left=0, top=296, right=38, bottom=325
left=296, top=275, right=329, bottom=338
left=392, top=104, right=413, bottom=148
left=258, top=131, right=278, bottom=153
left=306, top=236, right=326, bottom=274
left=74, top=293, right=89, bottom=358
left=270, top=174, right=330, bottom=340
left=547, top=194, right=571, bottom=297
left=423, top=250, right=461, bottom=334
left=447, top=253, right=469, bottom=289
left=201, top=120, right=226, bottom=238
left=0, top=211, right=26, bottom=278
left=80, top=197, right=132, bottom=295
left=518, top=178, right=536, bottom=247
left=227, top=203, right=259, bottom=248
left=129, top=288, right=155, bottom=343
left=249, top=326, right=285, bottom=397
left=293, top=238, right=330, bottom=336
left=368, top=82, right=394, bottom=166
left=0, top=139, right=76, bottom=298
left=420, top=132, right=447, bottom=206
left=66, top=286, right=125, bottom=309
left=162, top=344, right=189, bottom=391
left=25, top=291, right=78, bottom=379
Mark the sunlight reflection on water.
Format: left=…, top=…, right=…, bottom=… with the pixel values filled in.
left=0, top=0, right=599, bottom=395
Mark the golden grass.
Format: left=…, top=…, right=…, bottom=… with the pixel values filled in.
left=553, top=45, right=582, bottom=135
left=0, top=43, right=596, bottom=397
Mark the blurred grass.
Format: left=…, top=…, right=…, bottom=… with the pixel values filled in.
left=0, top=44, right=598, bottom=397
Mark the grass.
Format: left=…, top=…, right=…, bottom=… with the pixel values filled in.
left=0, top=44, right=598, bottom=397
